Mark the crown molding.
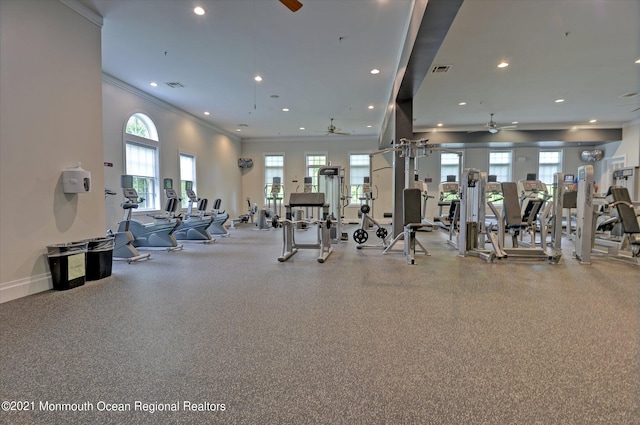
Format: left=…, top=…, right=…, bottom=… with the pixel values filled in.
left=102, top=73, right=241, bottom=142
left=59, top=0, right=103, bottom=27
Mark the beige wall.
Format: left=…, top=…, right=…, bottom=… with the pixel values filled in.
left=102, top=80, right=243, bottom=232
left=0, top=0, right=104, bottom=301
left=240, top=139, right=619, bottom=225
left=240, top=137, right=389, bottom=222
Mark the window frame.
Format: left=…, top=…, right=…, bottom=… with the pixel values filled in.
left=305, top=152, right=328, bottom=192
left=123, top=113, right=160, bottom=212
left=488, top=150, right=513, bottom=183
left=440, top=152, right=461, bottom=183
left=179, top=152, right=197, bottom=209
left=349, top=153, right=371, bottom=205
left=537, top=149, right=564, bottom=186
left=264, top=153, right=285, bottom=203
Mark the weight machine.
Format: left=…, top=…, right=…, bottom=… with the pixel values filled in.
left=230, top=198, right=258, bottom=228
left=276, top=193, right=333, bottom=263
left=485, top=175, right=502, bottom=231
left=486, top=180, right=561, bottom=263
left=353, top=202, right=390, bottom=249
left=578, top=164, right=640, bottom=265
left=317, top=166, right=349, bottom=242
left=454, top=169, right=494, bottom=262
left=573, top=165, right=595, bottom=264
left=352, top=176, right=390, bottom=248
left=381, top=138, right=444, bottom=263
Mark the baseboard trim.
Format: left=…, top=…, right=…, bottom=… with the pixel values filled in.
left=0, top=274, right=52, bottom=304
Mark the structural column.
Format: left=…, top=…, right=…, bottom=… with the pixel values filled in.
left=392, top=99, right=413, bottom=238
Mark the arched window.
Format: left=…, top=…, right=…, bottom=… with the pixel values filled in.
left=126, top=113, right=158, bottom=141
left=124, top=113, right=160, bottom=210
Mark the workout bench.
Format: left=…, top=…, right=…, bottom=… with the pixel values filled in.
left=277, top=192, right=333, bottom=263
left=383, top=188, right=429, bottom=264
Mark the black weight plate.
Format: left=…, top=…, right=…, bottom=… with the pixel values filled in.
left=353, top=228, right=368, bottom=244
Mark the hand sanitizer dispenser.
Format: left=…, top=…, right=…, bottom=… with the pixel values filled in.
left=62, top=164, right=91, bottom=193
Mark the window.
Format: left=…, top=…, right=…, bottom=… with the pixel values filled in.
left=126, top=113, right=158, bottom=141
left=349, top=153, right=370, bottom=204
left=124, top=113, right=159, bottom=210
left=440, top=152, right=460, bottom=183
left=180, top=153, right=196, bottom=209
left=488, top=151, right=512, bottom=183
left=538, top=150, right=563, bottom=186
left=306, top=154, right=327, bottom=191
left=264, top=154, right=284, bottom=201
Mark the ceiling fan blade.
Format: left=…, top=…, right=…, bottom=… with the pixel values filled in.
left=279, top=0, right=303, bottom=12
left=499, top=125, right=517, bottom=130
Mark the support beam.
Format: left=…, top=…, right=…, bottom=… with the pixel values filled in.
left=393, top=99, right=413, bottom=238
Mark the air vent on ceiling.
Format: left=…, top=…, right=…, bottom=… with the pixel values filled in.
left=431, top=65, right=451, bottom=74
left=165, top=82, right=185, bottom=88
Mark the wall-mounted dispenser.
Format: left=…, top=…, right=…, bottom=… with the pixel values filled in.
left=62, top=164, right=91, bottom=193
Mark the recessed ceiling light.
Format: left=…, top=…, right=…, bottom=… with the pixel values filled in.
left=437, top=123, right=443, bottom=127
left=458, top=102, right=466, bottom=106
left=511, top=121, right=518, bottom=124
left=497, top=62, right=509, bottom=68
left=204, top=111, right=210, bottom=115
left=150, top=82, right=158, bottom=87
left=367, top=125, right=372, bottom=128
left=636, top=58, right=640, bottom=64
left=370, top=69, right=380, bottom=75
left=194, top=6, right=205, bottom=15
left=236, top=129, right=241, bottom=132
left=254, top=75, right=262, bottom=82
left=368, top=105, right=374, bottom=109
left=299, top=127, right=305, bottom=130
left=282, top=108, right=289, bottom=112
left=589, top=119, right=597, bottom=123
left=555, top=99, right=565, bottom=103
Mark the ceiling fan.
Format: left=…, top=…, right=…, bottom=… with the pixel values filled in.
left=279, top=0, right=303, bottom=12
left=323, top=118, right=350, bottom=136
left=485, top=113, right=517, bottom=133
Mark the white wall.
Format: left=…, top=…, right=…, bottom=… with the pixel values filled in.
left=596, top=120, right=640, bottom=199
left=240, top=137, right=388, bottom=222
left=102, top=79, right=243, bottom=231
left=241, top=139, right=615, bottom=226
left=0, top=0, right=104, bottom=302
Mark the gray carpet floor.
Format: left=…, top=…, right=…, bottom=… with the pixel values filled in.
left=1, top=225, right=639, bottom=424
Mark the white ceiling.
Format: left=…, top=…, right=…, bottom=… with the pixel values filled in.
left=81, top=0, right=640, bottom=142
left=414, top=0, right=640, bottom=134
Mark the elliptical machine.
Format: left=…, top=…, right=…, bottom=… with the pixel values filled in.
left=116, top=175, right=183, bottom=251
left=167, top=179, right=215, bottom=244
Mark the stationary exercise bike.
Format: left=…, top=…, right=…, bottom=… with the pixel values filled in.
left=208, top=198, right=230, bottom=236
left=109, top=184, right=151, bottom=262
left=167, top=179, right=215, bottom=243
left=116, top=175, right=183, bottom=251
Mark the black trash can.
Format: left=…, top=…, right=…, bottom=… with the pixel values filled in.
left=85, top=237, right=114, bottom=281
left=46, top=242, right=88, bottom=290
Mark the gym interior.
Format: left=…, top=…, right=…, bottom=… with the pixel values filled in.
left=1, top=1, right=639, bottom=424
